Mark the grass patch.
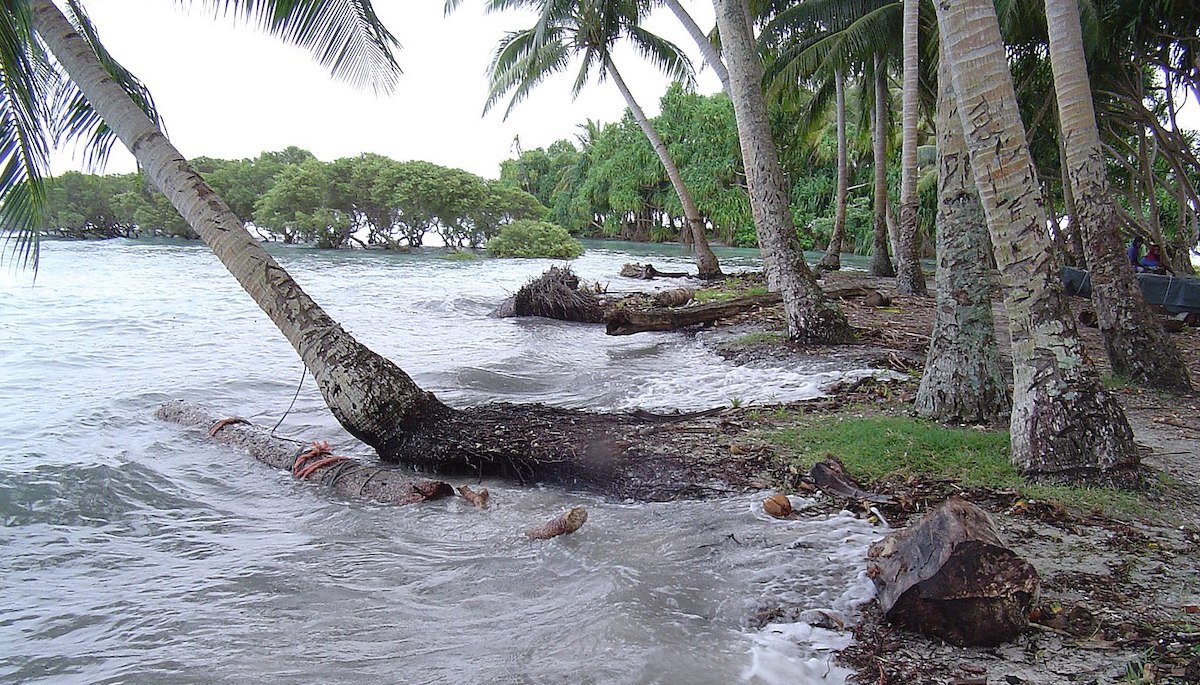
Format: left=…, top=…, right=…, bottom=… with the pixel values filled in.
left=694, top=275, right=770, bottom=303
left=763, top=414, right=1145, bottom=515
left=725, top=331, right=786, bottom=348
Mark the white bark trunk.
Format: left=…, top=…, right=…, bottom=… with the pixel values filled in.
left=712, top=0, right=852, bottom=342
left=29, top=0, right=443, bottom=456
left=934, top=0, right=1137, bottom=479
left=895, top=0, right=927, bottom=295
left=870, top=56, right=896, bottom=277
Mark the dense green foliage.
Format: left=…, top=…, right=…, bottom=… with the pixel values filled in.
left=44, top=148, right=547, bottom=250
left=485, top=219, right=584, bottom=259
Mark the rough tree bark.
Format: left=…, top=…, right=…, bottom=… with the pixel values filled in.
left=934, top=0, right=1138, bottom=480
left=712, top=0, right=854, bottom=343
left=914, top=54, right=1010, bottom=424
left=870, top=56, right=896, bottom=277
left=819, top=69, right=848, bottom=271
left=1044, top=0, right=1191, bottom=391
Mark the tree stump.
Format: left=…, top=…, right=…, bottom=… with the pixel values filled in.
left=866, top=497, right=1039, bottom=646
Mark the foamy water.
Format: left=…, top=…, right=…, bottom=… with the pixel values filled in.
left=0, top=238, right=885, bottom=683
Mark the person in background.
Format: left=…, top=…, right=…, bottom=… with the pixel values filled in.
left=1127, top=235, right=1144, bottom=268
left=1140, top=244, right=1173, bottom=275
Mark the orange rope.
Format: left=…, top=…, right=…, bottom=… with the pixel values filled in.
left=209, top=417, right=250, bottom=436
left=290, top=440, right=353, bottom=481
left=292, top=440, right=333, bottom=477
left=296, top=455, right=353, bottom=480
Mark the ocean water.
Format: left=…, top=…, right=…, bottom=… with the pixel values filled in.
left=0, top=238, right=884, bottom=684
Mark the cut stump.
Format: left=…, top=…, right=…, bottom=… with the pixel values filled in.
left=867, top=497, right=1039, bottom=646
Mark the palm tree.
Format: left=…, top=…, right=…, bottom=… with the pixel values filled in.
left=19, top=0, right=450, bottom=456
left=659, top=0, right=730, bottom=92
left=893, top=0, right=926, bottom=294
left=1043, top=0, right=1191, bottom=391
left=914, top=50, right=1009, bottom=423
left=712, top=0, right=853, bottom=342
left=757, top=0, right=898, bottom=276
left=935, top=0, right=1137, bottom=480
left=818, top=68, right=848, bottom=270
left=484, top=0, right=724, bottom=279
left=869, top=53, right=895, bottom=276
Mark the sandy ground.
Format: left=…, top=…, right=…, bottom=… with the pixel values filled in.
left=700, top=269, right=1200, bottom=683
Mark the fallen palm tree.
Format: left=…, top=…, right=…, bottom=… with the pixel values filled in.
left=155, top=400, right=454, bottom=506
left=159, top=400, right=760, bottom=502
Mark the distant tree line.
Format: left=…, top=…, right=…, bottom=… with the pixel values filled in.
left=44, top=146, right=547, bottom=249
left=499, top=82, right=936, bottom=253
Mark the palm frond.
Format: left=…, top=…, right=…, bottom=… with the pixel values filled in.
left=52, top=0, right=161, bottom=172
left=625, top=25, right=694, bottom=86
left=485, top=27, right=571, bottom=118
left=0, top=3, right=53, bottom=271
left=191, top=0, right=401, bottom=94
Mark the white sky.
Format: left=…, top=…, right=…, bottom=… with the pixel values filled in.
left=50, top=0, right=725, bottom=180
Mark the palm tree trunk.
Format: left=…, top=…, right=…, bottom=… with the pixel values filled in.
left=934, top=0, right=1137, bottom=480
left=712, top=0, right=853, bottom=342
left=28, top=0, right=450, bottom=457
left=869, top=55, right=896, bottom=277
left=1044, top=0, right=1190, bottom=391
left=914, top=53, right=1009, bottom=423
left=606, top=58, right=723, bottom=279
left=819, top=68, right=847, bottom=271
left=895, top=0, right=927, bottom=295
left=662, top=0, right=731, bottom=93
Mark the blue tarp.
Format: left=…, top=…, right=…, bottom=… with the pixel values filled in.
left=1061, top=266, right=1200, bottom=314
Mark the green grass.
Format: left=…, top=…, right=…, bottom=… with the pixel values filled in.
left=763, top=414, right=1144, bottom=515
left=694, top=276, right=769, bottom=303
left=725, top=331, right=786, bottom=348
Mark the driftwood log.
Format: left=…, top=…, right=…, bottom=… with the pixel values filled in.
left=525, top=507, right=588, bottom=539
left=867, top=498, right=1040, bottom=646
left=620, top=263, right=691, bottom=279
left=808, top=460, right=896, bottom=505
left=605, top=293, right=783, bottom=335
left=155, top=400, right=454, bottom=506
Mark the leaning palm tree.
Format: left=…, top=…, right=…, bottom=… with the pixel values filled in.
left=13, top=0, right=445, bottom=456
left=759, top=0, right=899, bottom=276
left=712, top=0, right=854, bottom=342
left=934, top=0, right=1137, bottom=480
left=1042, top=0, right=1191, bottom=391
left=12, top=0, right=748, bottom=496
left=484, top=0, right=724, bottom=279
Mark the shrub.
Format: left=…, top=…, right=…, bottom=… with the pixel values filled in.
left=486, top=219, right=584, bottom=259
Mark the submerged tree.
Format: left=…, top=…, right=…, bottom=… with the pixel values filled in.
left=8, top=0, right=768, bottom=500
left=934, top=0, right=1137, bottom=480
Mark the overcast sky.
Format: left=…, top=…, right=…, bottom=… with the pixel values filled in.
left=50, top=0, right=725, bottom=180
